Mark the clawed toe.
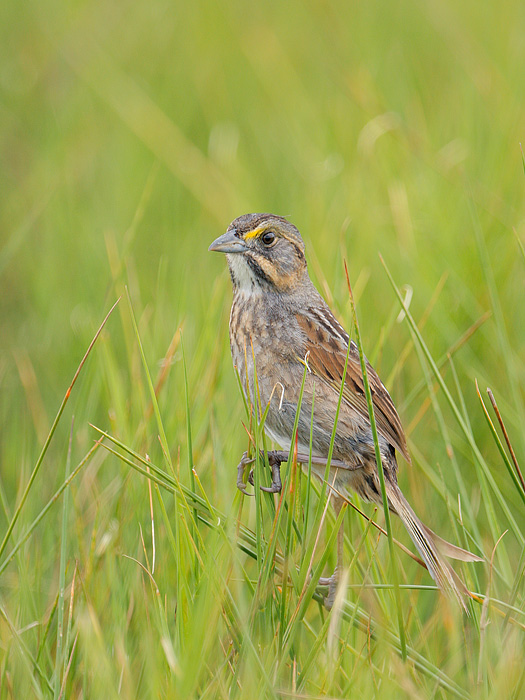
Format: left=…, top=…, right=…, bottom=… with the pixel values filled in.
left=236, top=452, right=255, bottom=495
left=261, top=453, right=282, bottom=492
left=260, top=482, right=281, bottom=493
left=324, top=573, right=340, bottom=610
left=316, top=576, right=333, bottom=587
left=236, top=450, right=283, bottom=494
left=311, top=571, right=341, bottom=610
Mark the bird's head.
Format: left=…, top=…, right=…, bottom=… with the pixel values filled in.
left=209, top=213, right=308, bottom=294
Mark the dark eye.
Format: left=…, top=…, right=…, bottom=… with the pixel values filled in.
left=261, top=230, right=276, bottom=246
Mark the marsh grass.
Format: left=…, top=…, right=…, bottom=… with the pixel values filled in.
left=1, top=0, right=525, bottom=697
left=1, top=230, right=523, bottom=699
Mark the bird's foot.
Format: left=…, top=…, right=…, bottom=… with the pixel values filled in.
left=237, top=450, right=283, bottom=494
left=316, top=570, right=340, bottom=610
left=260, top=451, right=282, bottom=493
left=317, top=575, right=334, bottom=587
left=236, top=449, right=358, bottom=496
left=236, top=452, right=254, bottom=495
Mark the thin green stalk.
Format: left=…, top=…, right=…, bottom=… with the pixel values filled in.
left=125, top=289, right=190, bottom=647
left=487, top=388, right=525, bottom=494
left=94, top=429, right=237, bottom=536
left=124, top=287, right=171, bottom=467
left=296, top=592, right=335, bottom=686
left=444, top=356, right=484, bottom=593
left=255, top=362, right=308, bottom=628
left=97, top=426, right=475, bottom=697
left=296, top=313, right=353, bottom=592
left=503, top=543, right=525, bottom=631
left=381, top=255, right=524, bottom=546
left=344, top=261, right=406, bottom=661
left=154, top=482, right=180, bottom=558
left=280, top=502, right=347, bottom=662
left=0, top=298, right=119, bottom=559
left=319, top=340, right=351, bottom=501
left=62, top=565, right=77, bottom=685
left=322, top=594, right=470, bottom=699
left=180, top=333, right=199, bottom=579
left=476, top=382, right=525, bottom=507
left=94, top=434, right=257, bottom=557
left=0, top=605, right=52, bottom=696
left=514, top=227, right=525, bottom=264
left=180, top=333, right=198, bottom=522
left=297, top=512, right=376, bottom=689
left=411, top=341, right=482, bottom=546
left=302, top=384, right=315, bottom=546
left=468, top=195, right=525, bottom=441
left=122, top=554, right=181, bottom=677
left=0, top=442, right=100, bottom=577
left=54, top=418, right=74, bottom=699
left=400, top=311, right=491, bottom=412
left=234, top=366, right=251, bottom=422
left=279, top=434, right=298, bottom=650
left=223, top=586, right=279, bottom=700
left=251, top=348, right=264, bottom=573
left=36, top=590, right=60, bottom=665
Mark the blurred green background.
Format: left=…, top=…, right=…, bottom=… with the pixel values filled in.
left=1, top=0, right=524, bottom=697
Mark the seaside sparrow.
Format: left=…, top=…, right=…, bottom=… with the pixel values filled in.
left=209, top=213, right=481, bottom=609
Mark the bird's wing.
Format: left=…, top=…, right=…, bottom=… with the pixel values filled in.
left=296, top=308, right=411, bottom=463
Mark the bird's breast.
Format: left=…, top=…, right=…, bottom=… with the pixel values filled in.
left=229, top=292, right=305, bottom=405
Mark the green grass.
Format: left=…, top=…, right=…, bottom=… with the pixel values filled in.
left=1, top=0, right=525, bottom=697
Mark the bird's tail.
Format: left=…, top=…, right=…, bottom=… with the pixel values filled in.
left=386, top=482, right=482, bottom=611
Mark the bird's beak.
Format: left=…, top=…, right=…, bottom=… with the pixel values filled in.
left=208, top=229, right=246, bottom=254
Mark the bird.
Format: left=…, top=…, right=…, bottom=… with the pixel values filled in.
left=209, top=212, right=482, bottom=609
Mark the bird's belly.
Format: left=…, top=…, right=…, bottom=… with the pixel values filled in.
left=263, top=386, right=374, bottom=466
left=264, top=416, right=371, bottom=497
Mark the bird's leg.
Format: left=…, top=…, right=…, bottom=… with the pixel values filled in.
left=237, top=450, right=360, bottom=495
left=247, top=450, right=283, bottom=492
left=236, top=451, right=255, bottom=495
left=323, top=495, right=345, bottom=610
left=237, top=450, right=283, bottom=494
left=260, top=451, right=282, bottom=493
left=269, top=451, right=358, bottom=470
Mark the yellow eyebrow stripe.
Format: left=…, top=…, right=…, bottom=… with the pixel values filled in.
left=243, top=225, right=266, bottom=241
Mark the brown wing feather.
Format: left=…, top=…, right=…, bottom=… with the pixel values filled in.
left=296, top=310, right=411, bottom=463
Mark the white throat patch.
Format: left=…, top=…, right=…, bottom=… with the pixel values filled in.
left=227, top=253, right=260, bottom=292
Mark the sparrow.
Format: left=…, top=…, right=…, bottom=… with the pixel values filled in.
left=209, top=212, right=481, bottom=608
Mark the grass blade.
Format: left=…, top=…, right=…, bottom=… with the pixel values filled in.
left=54, top=418, right=74, bottom=698
left=0, top=604, right=53, bottom=695
left=0, top=298, right=119, bottom=559
left=344, top=261, right=406, bottom=661
left=380, top=255, right=524, bottom=547
left=476, top=382, right=525, bottom=506
left=0, top=442, right=100, bottom=577
left=487, top=388, right=525, bottom=494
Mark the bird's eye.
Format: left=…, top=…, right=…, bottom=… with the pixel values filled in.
left=261, top=230, right=276, bottom=246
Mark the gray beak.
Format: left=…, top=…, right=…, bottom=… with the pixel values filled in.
left=208, top=229, right=246, bottom=254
